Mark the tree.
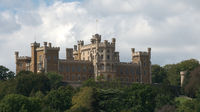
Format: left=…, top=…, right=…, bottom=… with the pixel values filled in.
left=185, top=66, right=200, bottom=97
left=123, top=84, right=156, bottom=112
left=0, top=65, right=15, bottom=81
left=17, top=70, right=33, bottom=76
left=67, top=87, right=95, bottom=112
left=0, top=79, right=17, bottom=100
left=151, top=65, right=167, bottom=84
left=16, top=73, right=51, bottom=96
left=46, top=72, right=63, bottom=89
left=0, top=94, right=41, bottom=112
left=164, top=59, right=199, bottom=86
left=44, top=86, right=74, bottom=111
left=94, top=88, right=124, bottom=112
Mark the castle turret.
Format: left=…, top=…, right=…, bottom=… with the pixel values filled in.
left=180, top=71, right=186, bottom=87
left=15, top=51, right=19, bottom=61
left=131, top=48, right=151, bottom=83
left=66, top=48, right=74, bottom=60
left=31, top=41, right=40, bottom=73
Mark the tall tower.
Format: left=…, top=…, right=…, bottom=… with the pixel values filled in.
left=30, top=42, right=40, bottom=74
left=66, top=48, right=74, bottom=60
left=180, top=71, right=186, bottom=87
left=43, top=42, right=60, bottom=73
left=132, top=48, right=151, bottom=83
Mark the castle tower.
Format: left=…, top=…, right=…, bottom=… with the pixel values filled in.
left=43, top=42, right=60, bottom=73
left=180, top=71, right=186, bottom=87
left=132, top=48, right=151, bottom=83
left=15, top=52, right=19, bottom=73
left=30, top=42, right=40, bottom=73
left=66, top=48, right=74, bottom=60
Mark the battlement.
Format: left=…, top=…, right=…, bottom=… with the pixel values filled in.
left=17, top=56, right=31, bottom=60
left=31, top=42, right=40, bottom=47
left=78, top=40, right=84, bottom=46
left=133, top=52, right=149, bottom=56
left=59, top=59, right=91, bottom=64
left=35, top=42, right=60, bottom=51
left=132, top=48, right=151, bottom=57
left=118, top=62, right=139, bottom=66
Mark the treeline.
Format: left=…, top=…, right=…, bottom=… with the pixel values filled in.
left=0, top=58, right=200, bottom=112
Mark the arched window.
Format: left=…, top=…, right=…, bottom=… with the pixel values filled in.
left=100, top=64, right=104, bottom=70
left=107, top=64, right=111, bottom=71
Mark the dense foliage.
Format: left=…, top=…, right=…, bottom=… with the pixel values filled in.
left=0, top=58, right=200, bottom=112
left=0, top=65, right=14, bottom=81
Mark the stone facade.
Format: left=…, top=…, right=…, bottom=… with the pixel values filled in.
left=15, top=34, right=152, bottom=84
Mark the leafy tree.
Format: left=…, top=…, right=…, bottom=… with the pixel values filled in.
left=46, top=72, right=63, bottom=89
left=0, top=65, right=15, bottom=81
left=82, top=78, right=96, bottom=87
left=0, top=94, right=41, bottom=112
left=67, top=87, right=95, bottom=112
left=44, top=86, right=74, bottom=111
left=164, top=59, right=199, bottom=86
left=0, top=79, right=17, bottom=100
left=176, top=99, right=196, bottom=112
left=16, top=73, right=51, bottom=96
left=185, top=66, right=200, bottom=97
left=123, top=84, right=156, bottom=112
left=152, top=64, right=167, bottom=84
left=94, top=88, right=124, bottom=112
left=17, top=70, right=33, bottom=76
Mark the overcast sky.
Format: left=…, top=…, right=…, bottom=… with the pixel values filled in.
left=0, top=0, right=200, bottom=72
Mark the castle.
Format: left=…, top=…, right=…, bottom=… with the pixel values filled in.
left=15, top=34, right=152, bottom=84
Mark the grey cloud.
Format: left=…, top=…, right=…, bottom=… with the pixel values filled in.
left=0, top=11, right=21, bottom=34
left=0, top=0, right=200, bottom=72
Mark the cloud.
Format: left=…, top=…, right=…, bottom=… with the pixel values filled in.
left=0, top=11, right=21, bottom=34
left=0, top=0, right=200, bottom=72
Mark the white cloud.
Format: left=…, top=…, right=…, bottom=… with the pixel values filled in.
left=0, top=0, right=200, bottom=72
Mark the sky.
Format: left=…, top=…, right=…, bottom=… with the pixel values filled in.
left=0, top=0, right=200, bottom=72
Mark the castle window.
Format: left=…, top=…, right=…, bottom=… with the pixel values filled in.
left=60, top=65, right=64, bottom=72
left=125, top=68, right=128, bottom=75
left=101, top=55, right=103, bottom=60
left=66, top=75, right=69, bottom=80
left=107, top=55, right=110, bottom=60
left=100, top=64, right=104, bottom=70
left=82, top=76, right=86, bottom=80
left=107, top=50, right=110, bottom=53
left=137, top=69, right=140, bottom=75
left=144, top=71, right=146, bottom=75
left=120, top=68, right=123, bottom=75
left=38, top=63, right=42, bottom=70
left=47, top=56, right=51, bottom=60
left=132, top=69, right=135, bottom=76
left=66, top=66, right=69, bottom=72
left=39, top=55, right=42, bottom=62
left=90, top=68, right=94, bottom=74
left=77, top=66, right=81, bottom=72
left=54, top=56, right=57, bottom=60
left=72, top=75, right=75, bottom=81
left=83, top=66, right=87, bottom=72
left=72, top=66, right=75, bottom=72
left=78, top=75, right=80, bottom=81
left=19, top=63, right=22, bottom=67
